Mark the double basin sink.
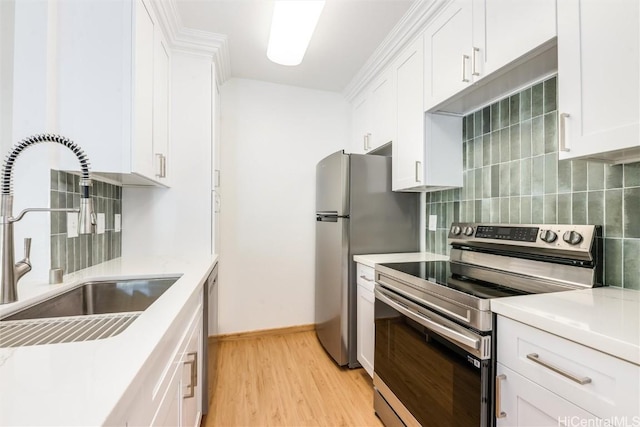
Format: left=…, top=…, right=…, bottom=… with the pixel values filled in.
left=0, top=276, right=181, bottom=347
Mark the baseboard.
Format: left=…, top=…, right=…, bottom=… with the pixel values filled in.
left=213, top=324, right=315, bottom=342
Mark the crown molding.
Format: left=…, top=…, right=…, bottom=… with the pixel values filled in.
left=342, top=0, right=450, bottom=103
left=151, top=0, right=231, bottom=85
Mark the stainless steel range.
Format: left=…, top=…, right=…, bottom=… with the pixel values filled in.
left=373, top=223, right=603, bottom=427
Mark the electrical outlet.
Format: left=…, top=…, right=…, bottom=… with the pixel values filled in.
left=67, top=212, right=79, bottom=238
left=114, top=214, right=121, bottom=232
left=428, top=215, right=438, bottom=231
left=97, top=213, right=106, bottom=234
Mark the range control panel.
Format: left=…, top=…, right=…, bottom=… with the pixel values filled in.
left=448, top=223, right=599, bottom=251
left=474, top=225, right=539, bottom=242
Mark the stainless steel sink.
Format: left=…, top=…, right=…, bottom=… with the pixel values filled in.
left=2, top=276, right=181, bottom=321
left=0, top=276, right=182, bottom=347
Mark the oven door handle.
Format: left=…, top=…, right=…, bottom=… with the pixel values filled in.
left=375, top=287, right=481, bottom=351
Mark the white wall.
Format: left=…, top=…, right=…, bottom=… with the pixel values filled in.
left=122, top=51, right=213, bottom=258
left=9, top=0, right=57, bottom=286
left=1, top=0, right=15, bottom=152
left=219, top=78, right=349, bottom=334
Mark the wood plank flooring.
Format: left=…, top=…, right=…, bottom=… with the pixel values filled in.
left=205, top=330, right=383, bottom=427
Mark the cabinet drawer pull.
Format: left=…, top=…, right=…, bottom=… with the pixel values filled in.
left=183, top=351, right=198, bottom=398
left=472, top=47, right=480, bottom=76
left=461, top=54, right=470, bottom=82
left=526, top=353, right=592, bottom=385
left=495, top=374, right=506, bottom=419
left=559, top=113, right=570, bottom=152
left=359, top=274, right=373, bottom=282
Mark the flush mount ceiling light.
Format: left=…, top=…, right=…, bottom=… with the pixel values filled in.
left=267, top=0, right=326, bottom=66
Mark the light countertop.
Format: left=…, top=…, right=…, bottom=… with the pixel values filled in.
left=353, top=252, right=449, bottom=268
left=0, top=254, right=217, bottom=426
left=491, top=287, right=640, bottom=366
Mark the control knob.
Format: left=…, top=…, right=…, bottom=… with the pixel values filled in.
left=463, top=226, right=474, bottom=236
left=539, top=229, right=557, bottom=243
left=563, top=230, right=583, bottom=245
left=451, top=225, right=462, bottom=236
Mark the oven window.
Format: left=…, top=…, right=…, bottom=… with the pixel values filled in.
left=375, top=298, right=485, bottom=426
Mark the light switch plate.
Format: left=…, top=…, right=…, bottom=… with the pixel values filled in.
left=428, top=215, right=438, bottom=231
left=97, top=213, right=106, bottom=234
left=114, top=214, right=121, bottom=232
left=67, top=212, right=79, bottom=238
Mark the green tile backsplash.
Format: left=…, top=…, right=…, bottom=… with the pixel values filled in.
left=50, top=170, right=122, bottom=274
left=425, top=75, right=640, bottom=290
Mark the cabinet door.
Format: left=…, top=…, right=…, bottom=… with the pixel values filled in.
left=496, top=364, right=596, bottom=427
left=369, top=69, right=395, bottom=150
left=477, top=0, right=556, bottom=78
left=150, top=368, right=182, bottom=427
left=424, top=0, right=473, bottom=110
left=182, top=318, right=202, bottom=427
left=356, top=283, right=375, bottom=378
left=133, top=0, right=155, bottom=179
left=153, top=28, right=170, bottom=183
left=351, top=94, right=370, bottom=154
left=557, top=0, right=640, bottom=163
left=393, top=36, right=425, bottom=191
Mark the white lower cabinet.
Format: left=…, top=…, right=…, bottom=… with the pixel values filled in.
left=356, top=263, right=375, bottom=377
left=112, top=297, right=203, bottom=427
left=496, top=316, right=640, bottom=425
left=496, top=364, right=595, bottom=427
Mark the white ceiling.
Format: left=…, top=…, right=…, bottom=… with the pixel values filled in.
left=174, top=0, right=414, bottom=93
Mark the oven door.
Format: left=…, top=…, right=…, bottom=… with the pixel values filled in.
left=374, top=284, right=492, bottom=427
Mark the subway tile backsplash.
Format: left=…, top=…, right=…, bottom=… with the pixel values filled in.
left=425, top=75, right=640, bottom=290
left=50, top=170, right=122, bottom=274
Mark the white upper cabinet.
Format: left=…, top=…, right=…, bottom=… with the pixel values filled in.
left=350, top=68, right=395, bottom=154
left=424, top=1, right=474, bottom=110
left=424, top=0, right=556, bottom=112
left=369, top=70, right=395, bottom=150
left=152, top=26, right=171, bottom=184
left=557, top=0, right=640, bottom=164
left=393, top=36, right=426, bottom=190
left=394, top=35, right=463, bottom=192
left=57, top=0, right=171, bottom=186
left=478, top=0, right=556, bottom=78
left=351, top=93, right=371, bottom=154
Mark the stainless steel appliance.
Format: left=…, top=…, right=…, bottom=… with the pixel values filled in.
left=202, top=261, right=218, bottom=415
left=315, top=150, right=419, bottom=367
left=373, top=223, right=603, bottom=427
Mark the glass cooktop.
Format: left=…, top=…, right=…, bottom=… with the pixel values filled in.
left=378, top=261, right=529, bottom=299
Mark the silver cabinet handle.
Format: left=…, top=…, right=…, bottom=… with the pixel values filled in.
left=559, top=113, right=570, bottom=152
left=155, top=153, right=167, bottom=178
left=472, top=47, right=480, bottom=76
left=359, top=274, right=374, bottom=282
left=495, top=374, right=507, bottom=418
left=183, top=351, right=198, bottom=398
left=461, top=54, right=470, bottom=82
left=526, top=353, right=592, bottom=385
left=415, top=160, right=422, bottom=183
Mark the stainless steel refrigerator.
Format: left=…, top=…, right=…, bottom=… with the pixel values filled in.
left=315, top=150, right=419, bottom=367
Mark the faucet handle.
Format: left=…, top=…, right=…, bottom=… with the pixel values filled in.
left=23, top=237, right=31, bottom=261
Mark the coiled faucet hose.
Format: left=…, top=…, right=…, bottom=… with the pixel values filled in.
left=1, top=134, right=91, bottom=196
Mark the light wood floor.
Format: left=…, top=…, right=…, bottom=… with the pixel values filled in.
left=204, top=330, right=384, bottom=427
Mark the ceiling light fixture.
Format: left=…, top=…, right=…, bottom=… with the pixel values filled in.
left=267, top=0, right=326, bottom=66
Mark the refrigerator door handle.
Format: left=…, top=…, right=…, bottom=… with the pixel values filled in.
left=316, top=214, right=349, bottom=222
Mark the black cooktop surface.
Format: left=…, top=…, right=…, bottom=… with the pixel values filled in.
left=378, top=261, right=529, bottom=299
